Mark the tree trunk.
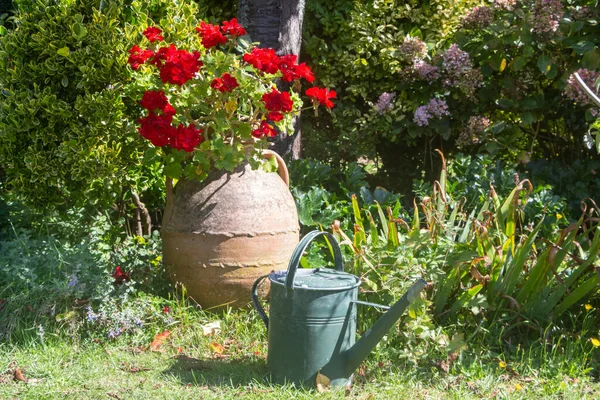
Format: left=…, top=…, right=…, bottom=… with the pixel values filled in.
left=238, top=0, right=306, bottom=159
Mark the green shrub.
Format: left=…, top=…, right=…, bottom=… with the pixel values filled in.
left=301, top=0, right=600, bottom=193
left=0, top=0, right=234, bottom=214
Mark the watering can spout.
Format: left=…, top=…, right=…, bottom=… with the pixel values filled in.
left=342, top=278, right=428, bottom=377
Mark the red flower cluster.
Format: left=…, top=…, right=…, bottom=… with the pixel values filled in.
left=211, top=73, right=239, bottom=93
left=112, top=266, right=130, bottom=285
left=128, top=45, right=154, bottom=70
left=306, top=87, right=336, bottom=109
left=261, top=87, right=294, bottom=122
left=252, top=120, right=278, bottom=138
left=277, top=54, right=315, bottom=83
left=151, top=44, right=203, bottom=85
left=243, top=48, right=280, bottom=74
left=196, top=22, right=227, bottom=49
left=139, top=90, right=175, bottom=116
left=221, top=18, right=246, bottom=37
left=262, top=88, right=293, bottom=112
left=137, top=90, right=204, bottom=151
left=243, top=48, right=314, bottom=83
left=143, top=26, right=163, bottom=43
left=171, top=124, right=204, bottom=152
left=196, top=18, right=246, bottom=49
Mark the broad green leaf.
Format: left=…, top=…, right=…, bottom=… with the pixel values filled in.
left=537, top=54, right=551, bottom=74
left=511, top=56, right=527, bottom=71
left=582, top=50, right=600, bottom=70
left=570, top=40, right=595, bottom=55
left=520, top=112, right=535, bottom=125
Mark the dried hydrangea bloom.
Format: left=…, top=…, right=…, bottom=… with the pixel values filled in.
left=376, top=92, right=396, bottom=114
left=570, top=6, right=594, bottom=20
left=414, top=60, right=440, bottom=81
left=564, top=68, right=600, bottom=106
left=493, top=0, right=517, bottom=11
left=413, top=98, right=450, bottom=126
left=441, top=44, right=483, bottom=97
left=398, top=36, right=428, bottom=62
left=532, top=0, right=564, bottom=40
left=462, top=6, right=494, bottom=29
left=457, top=116, right=491, bottom=147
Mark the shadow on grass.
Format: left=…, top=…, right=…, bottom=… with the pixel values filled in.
left=163, top=354, right=270, bottom=388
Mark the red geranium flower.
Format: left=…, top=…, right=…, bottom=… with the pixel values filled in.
left=267, top=111, right=283, bottom=122
left=261, top=88, right=294, bottom=113
left=138, top=113, right=174, bottom=147
left=152, top=45, right=203, bottom=85
left=112, top=266, right=130, bottom=285
left=128, top=45, right=154, bottom=70
left=170, top=124, right=204, bottom=152
left=305, top=87, right=336, bottom=109
left=211, top=73, right=239, bottom=93
left=143, top=26, right=163, bottom=43
left=243, top=47, right=280, bottom=74
left=251, top=120, right=278, bottom=138
left=196, top=21, right=227, bottom=49
left=292, top=63, right=315, bottom=83
left=221, top=18, right=246, bottom=37
left=139, top=90, right=175, bottom=116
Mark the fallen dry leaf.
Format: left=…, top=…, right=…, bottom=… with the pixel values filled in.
left=316, top=370, right=331, bottom=393
left=201, top=321, right=221, bottom=336
left=119, top=362, right=151, bottom=373
left=149, top=330, right=171, bottom=352
left=13, top=367, right=27, bottom=383
left=209, top=341, right=225, bottom=354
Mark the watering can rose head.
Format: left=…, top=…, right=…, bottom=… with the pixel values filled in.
left=127, top=20, right=335, bottom=182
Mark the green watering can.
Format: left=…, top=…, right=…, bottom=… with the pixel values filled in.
left=251, top=230, right=427, bottom=387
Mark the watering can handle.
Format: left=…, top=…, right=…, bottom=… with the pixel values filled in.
left=251, top=274, right=270, bottom=329
left=285, top=230, right=344, bottom=291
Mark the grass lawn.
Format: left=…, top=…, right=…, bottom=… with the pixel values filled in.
left=1, top=307, right=599, bottom=399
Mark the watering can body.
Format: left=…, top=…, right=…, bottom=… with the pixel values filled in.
left=252, top=231, right=427, bottom=387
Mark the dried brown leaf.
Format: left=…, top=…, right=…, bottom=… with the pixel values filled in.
left=316, top=370, right=331, bottom=393
left=119, top=362, right=151, bottom=373
left=149, top=330, right=171, bottom=352
left=209, top=342, right=225, bottom=354
left=13, top=368, right=27, bottom=383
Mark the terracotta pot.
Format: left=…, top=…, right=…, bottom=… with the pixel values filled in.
left=161, top=151, right=299, bottom=308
